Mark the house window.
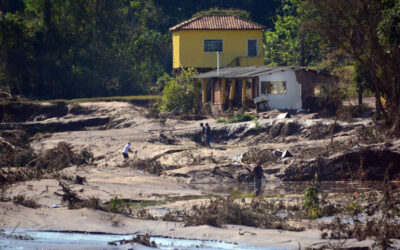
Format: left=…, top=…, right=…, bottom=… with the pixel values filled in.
left=313, top=84, right=330, bottom=97
left=261, top=81, right=268, bottom=94
left=261, top=81, right=287, bottom=95
left=247, top=39, right=257, bottom=56
left=313, top=85, right=322, bottom=97
left=204, top=40, right=223, bottom=52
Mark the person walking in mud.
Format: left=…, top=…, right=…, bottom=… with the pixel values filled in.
left=200, top=123, right=206, bottom=146
left=205, top=123, right=211, bottom=148
left=252, top=161, right=265, bottom=196
left=122, top=142, right=133, bottom=159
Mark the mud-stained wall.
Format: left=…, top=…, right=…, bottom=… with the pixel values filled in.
left=258, top=70, right=302, bottom=110
left=295, top=70, right=337, bottom=109
left=213, top=80, right=222, bottom=104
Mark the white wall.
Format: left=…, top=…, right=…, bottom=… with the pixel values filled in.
left=258, top=69, right=302, bottom=110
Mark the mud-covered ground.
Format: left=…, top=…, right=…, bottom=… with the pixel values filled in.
left=1, top=100, right=400, bottom=249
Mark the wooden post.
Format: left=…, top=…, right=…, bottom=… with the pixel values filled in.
left=251, top=78, right=255, bottom=99
left=229, top=79, right=236, bottom=101
left=221, top=78, right=226, bottom=104
left=202, top=78, right=207, bottom=103
left=242, top=78, right=246, bottom=106
left=194, top=79, right=199, bottom=104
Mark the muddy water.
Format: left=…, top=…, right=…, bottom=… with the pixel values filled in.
left=0, top=228, right=289, bottom=249
left=190, top=181, right=391, bottom=195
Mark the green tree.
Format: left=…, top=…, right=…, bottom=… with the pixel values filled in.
left=0, top=0, right=29, bottom=94
left=303, top=0, right=400, bottom=131
left=153, top=0, right=281, bottom=31
left=0, top=0, right=170, bottom=99
left=378, top=0, right=400, bottom=50
left=264, top=0, right=323, bottom=66
left=158, top=68, right=197, bottom=113
left=0, top=0, right=283, bottom=100
left=192, top=8, right=250, bottom=19
left=353, top=62, right=373, bottom=106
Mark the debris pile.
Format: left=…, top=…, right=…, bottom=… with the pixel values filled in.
left=0, top=129, right=33, bottom=168
left=0, top=136, right=93, bottom=187
left=278, top=143, right=400, bottom=181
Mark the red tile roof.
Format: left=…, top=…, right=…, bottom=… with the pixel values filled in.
left=169, top=15, right=265, bottom=31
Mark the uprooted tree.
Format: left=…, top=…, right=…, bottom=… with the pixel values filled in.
left=302, top=0, right=400, bottom=135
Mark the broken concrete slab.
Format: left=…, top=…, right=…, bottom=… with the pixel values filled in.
left=277, top=112, right=290, bottom=119
left=273, top=149, right=293, bottom=158
left=281, top=150, right=293, bottom=158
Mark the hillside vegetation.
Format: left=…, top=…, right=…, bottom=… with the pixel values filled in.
left=1, top=0, right=399, bottom=132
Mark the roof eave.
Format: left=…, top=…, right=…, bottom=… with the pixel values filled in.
left=170, top=28, right=265, bottom=32
left=169, top=14, right=266, bottom=32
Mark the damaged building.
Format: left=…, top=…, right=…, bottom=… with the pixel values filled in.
left=192, top=65, right=337, bottom=114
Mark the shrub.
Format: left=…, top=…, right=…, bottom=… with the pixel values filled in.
left=303, top=174, right=323, bottom=219
left=82, top=196, right=102, bottom=210
left=77, top=148, right=94, bottom=164
left=122, top=155, right=164, bottom=175
left=183, top=193, right=302, bottom=231
left=1, top=142, right=95, bottom=187
left=318, top=172, right=400, bottom=248
left=158, top=68, right=197, bottom=113
left=13, top=194, right=40, bottom=208
left=162, top=211, right=182, bottom=222
left=241, top=147, right=279, bottom=164
left=357, top=126, right=388, bottom=144
left=108, top=196, right=126, bottom=213
left=336, top=104, right=371, bottom=122
left=226, top=113, right=256, bottom=123
left=216, top=117, right=226, bottom=123
left=0, top=130, right=33, bottom=168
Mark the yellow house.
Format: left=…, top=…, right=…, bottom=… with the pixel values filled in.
left=169, top=15, right=265, bottom=73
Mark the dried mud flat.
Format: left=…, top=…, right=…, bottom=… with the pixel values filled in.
left=1, top=100, right=400, bottom=249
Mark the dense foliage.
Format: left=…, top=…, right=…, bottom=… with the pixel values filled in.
left=192, top=8, right=250, bottom=19
left=0, top=0, right=170, bottom=99
left=265, top=0, right=400, bottom=133
left=302, top=0, right=400, bottom=131
left=1, top=0, right=399, bottom=129
left=0, top=0, right=281, bottom=99
left=157, top=68, right=197, bottom=113
left=153, top=0, right=281, bottom=32
left=264, top=0, right=323, bottom=67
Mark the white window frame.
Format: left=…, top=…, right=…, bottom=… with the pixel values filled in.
left=247, top=39, right=258, bottom=57
left=204, top=39, right=223, bottom=52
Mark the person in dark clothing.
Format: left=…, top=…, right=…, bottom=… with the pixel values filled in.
left=252, top=161, right=265, bottom=196
left=200, top=123, right=205, bottom=146
left=205, top=123, right=211, bottom=148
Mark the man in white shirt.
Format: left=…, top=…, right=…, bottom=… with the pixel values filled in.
left=122, top=142, right=133, bottom=159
